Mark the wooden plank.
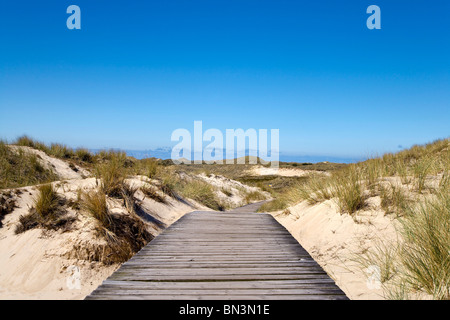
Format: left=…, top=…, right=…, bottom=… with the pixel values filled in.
left=86, top=211, right=348, bottom=300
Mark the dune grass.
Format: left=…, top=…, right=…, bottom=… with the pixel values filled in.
left=243, top=190, right=267, bottom=203
left=80, top=188, right=152, bottom=264
left=398, top=190, right=450, bottom=300
left=288, top=138, right=449, bottom=299
left=180, top=179, right=225, bottom=211
left=0, top=140, right=58, bottom=189
left=141, top=184, right=167, bottom=203
left=95, top=152, right=127, bottom=197
left=15, top=184, right=75, bottom=234
left=257, top=197, right=289, bottom=212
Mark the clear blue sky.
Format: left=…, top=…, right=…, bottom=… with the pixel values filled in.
left=0, top=0, right=449, bottom=160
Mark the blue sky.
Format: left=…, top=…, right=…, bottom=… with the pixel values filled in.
left=0, top=0, right=449, bottom=160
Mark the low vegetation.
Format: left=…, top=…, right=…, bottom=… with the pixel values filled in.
left=284, top=138, right=449, bottom=300
left=15, top=184, right=75, bottom=234
left=0, top=140, right=58, bottom=189
left=0, top=191, right=17, bottom=227
left=80, top=188, right=153, bottom=264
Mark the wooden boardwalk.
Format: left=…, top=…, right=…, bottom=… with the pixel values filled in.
left=86, top=210, right=348, bottom=300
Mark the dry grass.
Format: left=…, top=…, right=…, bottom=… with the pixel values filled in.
left=398, top=190, right=449, bottom=299
left=257, top=197, right=289, bottom=212
left=0, top=140, right=58, bottom=189
left=95, top=153, right=127, bottom=197
left=15, top=184, right=75, bottom=234
left=80, top=188, right=153, bottom=264
left=243, top=190, right=267, bottom=203
left=380, top=183, right=410, bottom=217
left=141, top=184, right=167, bottom=203
left=180, top=179, right=225, bottom=211
left=290, top=138, right=449, bottom=299
left=0, top=191, right=17, bottom=227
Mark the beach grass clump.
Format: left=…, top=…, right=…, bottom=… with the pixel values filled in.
left=135, top=158, right=159, bottom=179
left=180, top=179, right=224, bottom=211
left=80, top=189, right=153, bottom=264
left=34, top=184, right=61, bottom=219
left=293, top=175, right=334, bottom=205
left=354, top=240, right=399, bottom=284
left=398, top=190, right=450, bottom=300
left=49, top=143, right=74, bottom=159
left=141, top=185, right=167, bottom=203
left=0, top=140, right=58, bottom=189
left=257, top=197, right=289, bottom=212
left=15, top=184, right=75, bottom=234
left=243, top=190, right=267, bottom=203
left=75, top=148, right=94, bottom=163
left=0, top=191, right=16, bottom=227
left=14, top=135, right=50, bottom=153
left=332, top=168, right=367, bottom=215
left=95, top=152, right=127, bottom=197
left=380, top=183, right=410, bottom=217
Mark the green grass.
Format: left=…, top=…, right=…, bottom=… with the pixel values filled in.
left=95, top=152, right=127, bottom=197
left=243, top=190, right=267, bottom=203
left=332, top=169, right=367, bottom=215
left=0, top=140, right=59, bottom=189
left=34, top=184, right=62, bottom=219
left=257, top=197, right=289, bottom=212
left=179, top=179, right=225, bottom=211
left=380, top=183, right=410, bottom=217
left=398, top=190, right=450, bottom=299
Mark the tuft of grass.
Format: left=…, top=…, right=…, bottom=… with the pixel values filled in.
left=95, top=152, right=127, bottom=197
left=141, top=185, right=167, bottom=203
left=80, top=189, right=153, bottom=264
left=257, top=198, right=289, bottom=212
left=180, top=179, right=224, bottom=211
left=380, top=183, right=410, bottom=217
left=49, top=143, right=74, bottom=159
left=353, top=240, right=399, bottom=284
left=293, top=176, right=334, bottom=205
left=243, top=190, right=267, bottom=203
left=398, top=190, right=450, bottom=300
left=75, top=148, right=93, bottom=163
left=135, top=159, right=159, bottom=179
left=81, top=190, right=112, bottom=230
left=15, top=184, right=74, bottom=234
left=413, top=157, right=432, bottom=193
left=34, top=184, right=62, bottom=219
left=0, top=140, right=58, bottom=189
left=0, top=191, right=16, bottom=227
left=332, top=169, right=367, bottom=215
left=221, top=187, right=233, bottom=197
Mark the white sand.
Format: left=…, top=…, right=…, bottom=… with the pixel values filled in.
left=0, top=175, right=209, bottom=299
left=0, top=154, right=266, bottom=299
left=248, top=166, right=329, bottom=177
left=271, top=198, right=400, bottom=300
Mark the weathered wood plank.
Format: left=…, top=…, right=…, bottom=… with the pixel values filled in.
left=86, top=210, right=348, bottom=300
